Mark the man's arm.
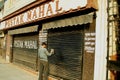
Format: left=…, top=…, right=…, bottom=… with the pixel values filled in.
left=45, top=48, right=54, bottom=56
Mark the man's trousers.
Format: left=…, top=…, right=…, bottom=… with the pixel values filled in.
left=38, top=60, right=49, bottom=80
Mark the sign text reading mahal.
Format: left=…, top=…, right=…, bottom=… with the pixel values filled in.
left=1, top=0, right=87, bottom=28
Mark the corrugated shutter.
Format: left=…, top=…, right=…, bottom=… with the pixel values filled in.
left=48, top=27, right=84, bottom=79
left=8, top=25, right=38, bottom=35
left=12, top=33, right=38, bottom=70
left=43, top=13, right=93, bottom=29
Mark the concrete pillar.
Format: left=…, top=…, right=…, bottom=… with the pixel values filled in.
left=6, top=34, right=13, bottom=63
left=94, top=0, right=108, bottom=80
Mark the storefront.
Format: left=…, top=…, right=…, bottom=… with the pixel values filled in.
left=8, top=25, right=39, bottom=70
left=0, top=0, right=98, bottom=79
left=41, top=12, right=96, bottom=80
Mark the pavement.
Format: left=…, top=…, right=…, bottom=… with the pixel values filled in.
left=0, top=56, right=38, bottom=80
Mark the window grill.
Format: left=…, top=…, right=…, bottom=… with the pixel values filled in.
left=107, top=0, right=120, bottom=80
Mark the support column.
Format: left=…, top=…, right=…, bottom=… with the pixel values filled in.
left=94, top=0, right=108, bottom=80
left=6, top=34, right=13, bottom=63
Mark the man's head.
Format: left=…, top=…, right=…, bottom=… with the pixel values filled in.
left=42, top=42, right=47, bottom=48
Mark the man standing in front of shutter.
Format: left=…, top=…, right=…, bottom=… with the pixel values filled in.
left=38, top=42, right=54, bottom=80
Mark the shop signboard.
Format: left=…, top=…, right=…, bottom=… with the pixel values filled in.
left=1, top=0, right=97, bottom=30
left=84, top=32, right=95, bottom=53
left=13, top=40, right=38, bottom=49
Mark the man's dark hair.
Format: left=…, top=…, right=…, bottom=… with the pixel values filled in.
left=42, top=42, right=47, bottom=46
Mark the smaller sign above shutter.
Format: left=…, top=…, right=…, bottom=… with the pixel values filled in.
left=42, top=13, right=93, bottom=29
left=8, top=25, right=38, bottom=35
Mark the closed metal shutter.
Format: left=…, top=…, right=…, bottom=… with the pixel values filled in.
left=48, top=27, right=84, bottom=80
left=12, top=33, right=38, bottom=70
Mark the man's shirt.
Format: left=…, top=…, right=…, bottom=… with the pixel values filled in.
left=38, top=47, right=52, bottom=62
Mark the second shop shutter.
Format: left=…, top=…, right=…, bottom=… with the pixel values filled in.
left=12, top=33, right=38, bottom=70
left=47, top=27, right=84, bottom=80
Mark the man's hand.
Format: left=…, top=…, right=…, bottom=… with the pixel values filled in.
left=50, top=49, right=54, bottom=54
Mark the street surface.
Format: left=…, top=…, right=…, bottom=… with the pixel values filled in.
left=0, top=57, right=38, bottom=80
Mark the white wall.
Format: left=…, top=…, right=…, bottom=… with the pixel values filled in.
left=3, top=0, right=36, bottom=17
left=94, top=0, right=108, bottom=80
